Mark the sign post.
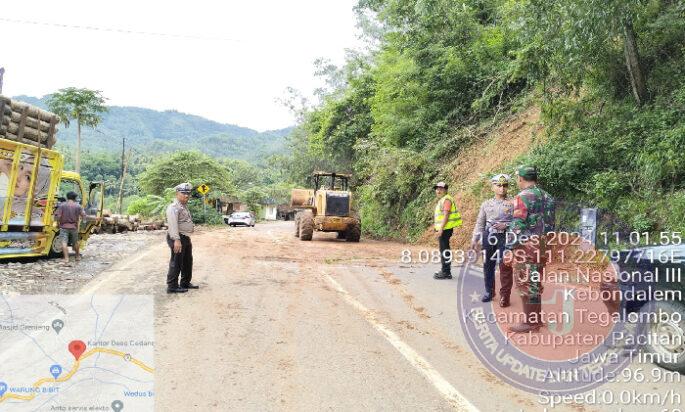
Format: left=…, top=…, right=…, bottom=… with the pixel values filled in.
left=197, top=184, right=210, bottom=221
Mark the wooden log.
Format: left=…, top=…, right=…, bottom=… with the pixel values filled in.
left=48, top=117, right=57, bottom=146
left=4, top=112, right=52, bottom=131
left=1, top=119, right=55, bottom=147
left=47, top=133, right=57, bottom=148
left=9, top=100, right=59, bottom=123
left=2, top=127, right=49, bottom=147
left=1, top=131, right=49, bottom=148
left=17, top=106, right=28, bottom=140
left=0, top=96, right=59, bottom=149
left=7, top=123, right=49, bottom=143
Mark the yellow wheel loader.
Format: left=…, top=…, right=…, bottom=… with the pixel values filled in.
left=291, top=172, right=360, bottom=242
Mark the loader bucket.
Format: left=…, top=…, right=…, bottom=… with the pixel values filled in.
left=291, top=189, right=314, bottom=208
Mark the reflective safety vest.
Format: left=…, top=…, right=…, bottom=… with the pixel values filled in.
left=434, top=194, right=462, bottom=230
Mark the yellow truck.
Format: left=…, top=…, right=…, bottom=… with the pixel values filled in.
left=0, top=96, right=104, bottom=259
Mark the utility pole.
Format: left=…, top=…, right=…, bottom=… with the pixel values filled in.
left=0, top=67, right=5, bottom=94
left=116, top=138, right=129, bottom=214
left=120, top=138, right=126, bottom=177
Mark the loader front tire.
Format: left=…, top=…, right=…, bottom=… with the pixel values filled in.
left=299, top=210, right=314, bottom=241
left=345, top=220, right=361, bottom=242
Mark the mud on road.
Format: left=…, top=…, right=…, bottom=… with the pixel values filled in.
left=1, top=222, right=679, bottom=411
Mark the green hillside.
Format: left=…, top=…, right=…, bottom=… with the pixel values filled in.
left=283, top=0, right=685, bottom=243
left=12, top=95, right=292, bottom=163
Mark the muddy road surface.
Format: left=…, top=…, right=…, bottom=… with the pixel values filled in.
left=1, top=222, right=680, bottom=411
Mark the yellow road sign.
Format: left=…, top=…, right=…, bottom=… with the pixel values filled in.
left=197, top=184, right=210, bottom=195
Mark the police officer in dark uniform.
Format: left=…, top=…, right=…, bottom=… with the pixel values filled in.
left=166, top=183, right=199, bottom=294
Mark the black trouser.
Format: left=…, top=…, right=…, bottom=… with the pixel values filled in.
left=166, top=234, right=193, bottom=288
left=483, top=233, right=507, bottom=296
left=438, top=228, right=454, bottom=275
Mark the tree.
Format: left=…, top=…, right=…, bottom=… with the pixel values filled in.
left=515, top=0, right=649, bottom=104
left=623, top=17, right=648, bottom=105
left=126, top=192, right=171, bottom=218
left=222, top=159, right=264, bottom=189
left=47, top=88, right=108, bottom=174
left=138, top=151, right=235, bottom=196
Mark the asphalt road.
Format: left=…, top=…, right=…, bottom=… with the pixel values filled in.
left=76, top=221, right=683, bottom=411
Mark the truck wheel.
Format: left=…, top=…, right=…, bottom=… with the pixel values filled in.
left=299, top=210, right=314, bottom=241
left=643, top=300, right=685, bottom=373
left=345, top=221, right=361, bottom=242
left=48, top=232, right=63, bottom=258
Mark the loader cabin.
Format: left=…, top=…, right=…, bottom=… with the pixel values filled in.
left=311, top=172, right=351, bottom=217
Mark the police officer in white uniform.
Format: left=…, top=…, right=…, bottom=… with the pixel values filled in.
left=470, top=174, right=514, bottom=305
left=166, top=183, right=199, bottom=293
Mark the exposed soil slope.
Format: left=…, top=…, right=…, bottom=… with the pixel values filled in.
left=420, top=107, right=543, bottom=250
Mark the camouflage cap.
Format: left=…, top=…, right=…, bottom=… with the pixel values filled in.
left=175, top=182, right=192, bottom=194
left=515, top=165, right=538, bottom=180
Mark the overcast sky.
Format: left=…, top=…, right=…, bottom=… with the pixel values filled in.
left=0, top=0, right=363, bottom=131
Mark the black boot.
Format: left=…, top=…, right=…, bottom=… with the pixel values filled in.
left=433, top=271, right=453, bottom=279
left=167, top=287, right=188, bottom=294
left=481, top=290, right=495, bottom=302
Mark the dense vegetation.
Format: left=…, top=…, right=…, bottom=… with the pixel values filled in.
left=121, top=151, right=292, bottom=223
left=11, top=96, right=294, bottom=220
left=282, top=0, right=685, bottom=241
left=15, top=95, right=292, bottom=163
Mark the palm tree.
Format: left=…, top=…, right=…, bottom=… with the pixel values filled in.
left=47, top=88, right=108, bottom=174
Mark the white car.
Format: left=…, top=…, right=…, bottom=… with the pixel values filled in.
left=225, top=212, right=255, bottom=227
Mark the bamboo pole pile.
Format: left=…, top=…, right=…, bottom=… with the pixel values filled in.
left=0, top=95, right=59, bottom=149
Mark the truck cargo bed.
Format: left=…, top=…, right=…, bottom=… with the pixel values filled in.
left=0, top=95, right=59, bottom=149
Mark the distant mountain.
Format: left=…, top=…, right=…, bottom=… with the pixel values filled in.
left=12, top=95, right=293, bottom=163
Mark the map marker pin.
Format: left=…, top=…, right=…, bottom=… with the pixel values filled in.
left=51, top=319, right=64, bottom=335
left=111, top=400, right=124, bottom=412
left=68, top=340, right=86, bottom=361
left=50, top=364, right=62, bottom=380
left=0, top=382, right=7, bottom=397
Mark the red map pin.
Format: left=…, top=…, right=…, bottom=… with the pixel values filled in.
left=68, top=340, right=87, bottom=361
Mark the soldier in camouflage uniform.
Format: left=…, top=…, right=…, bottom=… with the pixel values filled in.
left=505, top=165, right=555, bottom=333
